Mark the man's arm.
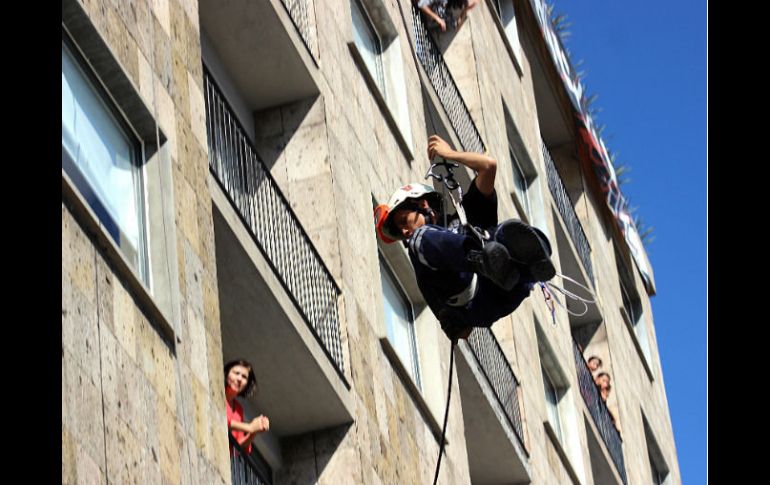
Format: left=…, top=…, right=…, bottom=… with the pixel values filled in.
left=427, top=135, right=497, bottom=196
left=419, top=6, right=447, bottom=31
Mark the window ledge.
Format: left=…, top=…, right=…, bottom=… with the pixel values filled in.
left=484, top=0, right=524, bottom=78
left=347, top=42, right=415, bottom=163
left=619, top=306, right=655, bottom=382
left=379, top=337, right=445, bottom=444
left=62, top=169, right=177, bottom=351
left=543, top=421, right=582, bottom=485
left=509, top=191, right=531, bottom=225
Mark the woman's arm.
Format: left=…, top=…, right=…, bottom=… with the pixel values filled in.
left=230, top=415, right=270, bottom=448
left=419, top=6, right=447, bottom=31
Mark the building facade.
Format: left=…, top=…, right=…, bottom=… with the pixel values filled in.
left=61, top=0, right=680, bottom=483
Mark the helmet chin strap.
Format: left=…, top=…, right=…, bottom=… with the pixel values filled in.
left=416, top=206, right=439, bottom=225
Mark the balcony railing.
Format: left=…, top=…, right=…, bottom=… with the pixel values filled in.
left=203, top=66, right=345, bottom=377
left=279, top=0, right=317, bottom=59
left=229, top=435, right=272, bottom=485
left=541, top=140, right=595, bottom=285
left=467, top=328, right=527, bottom=451
left=573, top=340, right=627, bottom=484
left=411, top=5, right=485, bottom=154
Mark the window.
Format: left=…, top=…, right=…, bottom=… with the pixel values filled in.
left=379, top=255, right=421, bottom=389
left=349, top=0, right=413, bottom=152
left=650, top=457, right=665, bottom=485
left=542, top=365, right=563, bottom=442
left=510, top=147, right=531, bottom=219
left=534, top=318, right=586, bottom=483
left=642, top=413, right=670, bottom=485
left=62, top=2, right=178, bottom=339
left=492, top=0, right=522, bottom=62
left=617, top=249, right=652, bottom=365
left=619, top=273, right=642, bottom=325
left=504, top=107, right=545, bottom=232
left=351, top=0, right=386, bottom=96
left=62, top=39, right=147, bottom=283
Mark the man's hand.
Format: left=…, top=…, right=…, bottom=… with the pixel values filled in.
left=438, top=308, right=473, bottom=341
left=436, top=17, right=447, bottom=32
left=428, top=135, right=456, bottom=161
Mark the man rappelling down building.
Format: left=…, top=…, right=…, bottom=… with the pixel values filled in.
left=374, top=135, right=556, bottom=341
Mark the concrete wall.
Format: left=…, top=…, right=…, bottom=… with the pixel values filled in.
left=62, top=0, right=230, bottom=483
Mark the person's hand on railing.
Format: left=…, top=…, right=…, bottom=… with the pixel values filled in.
left=248, top=415, right=270, bottom=434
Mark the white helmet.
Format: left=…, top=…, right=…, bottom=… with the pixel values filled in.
left=374, top=183, right=443, bottom=243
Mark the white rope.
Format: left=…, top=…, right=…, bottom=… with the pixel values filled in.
left=544, top=273, right=597, bottom=317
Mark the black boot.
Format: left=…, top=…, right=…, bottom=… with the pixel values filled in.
left=466, top=241, right=520, bottom=291
left=496, top=220, right=556, bottom=282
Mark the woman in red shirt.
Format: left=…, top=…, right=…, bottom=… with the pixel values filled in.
left=224, top=359, right=270, bottom=455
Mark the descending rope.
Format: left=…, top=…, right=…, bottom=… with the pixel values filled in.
left=433, top=340, right=456, bottom=485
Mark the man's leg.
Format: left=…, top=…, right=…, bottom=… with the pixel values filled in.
left=410, top=225, right=519, bottom=290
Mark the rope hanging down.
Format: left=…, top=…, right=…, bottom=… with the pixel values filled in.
left=432, top=340, right=455, bottom=485
left=424, top=158, right=469, bottom=485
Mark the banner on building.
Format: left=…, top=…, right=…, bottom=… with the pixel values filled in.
left=527, top=0, right=655, bottom=293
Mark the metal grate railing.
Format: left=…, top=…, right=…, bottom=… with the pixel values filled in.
left=410, top=5, right=485, bottom=154
left=229, top=435, right=272, bottom=485
left=573, top=340, right=627, bottom=484
left=279, top=0, right=318, bottom=59
left=467, top=328, right=527, bottom=452
left=541, top=140, right=595, bottom=284
left=203, top=66, right=345, bottom=378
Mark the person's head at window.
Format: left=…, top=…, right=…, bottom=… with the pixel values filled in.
left=587, top=355, right=603, bottom=373
left=595, top=372, right=612, bottom=401
left=224, top=359, right=257, bottom=400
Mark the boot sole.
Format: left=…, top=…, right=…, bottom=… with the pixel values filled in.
left=484, top=242, right=520, bottom=291
left=498, top=221, right=556, bottom=282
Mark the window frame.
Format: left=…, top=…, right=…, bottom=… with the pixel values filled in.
left=510, top=145, right=532, bottom=220
left=61, top=31, right=150, bottom=285
left=378, top=253, right=422, bottom=390
left=542, top=364, right=563, bottom=442
left=61, top=0, right=178, bottom=345
left=347, top=0, right=414, bottom=159
left=351, top=0, right=386, bottom=98
left=487, top=0, right=524, bottom=75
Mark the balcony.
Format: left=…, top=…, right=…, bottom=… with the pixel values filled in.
left=205, top=68, right=354, bottom=436
left=542, top=140, right=594, bottom=285
left=200, top=0, right=318, bottom=113
left=410, top=4, right=485, bottom=154
left=456, top=328, right=530, bottom=484
left=573, top=340, right=627, bottom=484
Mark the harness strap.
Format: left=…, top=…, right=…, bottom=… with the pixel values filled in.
left=446, top=274, right=478, bottom=307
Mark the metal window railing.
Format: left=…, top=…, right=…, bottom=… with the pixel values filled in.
left=203, top=67, right=345, bottom=379
left=279, top=0, right=317, bottom=59
left=573, top=340, right=627, bottom=484
left=541, top=140, right=595, bottom=285
left=467, top=328, right=527, bottom=452
left=410, top=5, right=485, bottom=154
left=229, top=435, right=272, bottom=485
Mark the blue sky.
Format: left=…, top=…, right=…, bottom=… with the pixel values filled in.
left=546, top=1, right=706, bottom=483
